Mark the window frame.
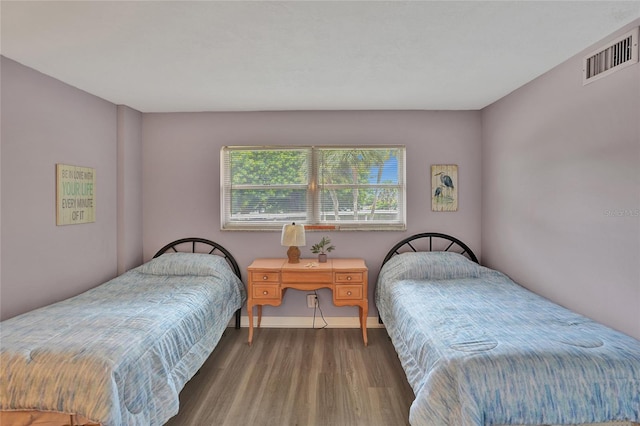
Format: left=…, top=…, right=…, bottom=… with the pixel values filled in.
left=221, top=145, right=406, bottom=231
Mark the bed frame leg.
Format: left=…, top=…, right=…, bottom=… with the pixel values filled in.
left=235, top=309, right=241, bottom=329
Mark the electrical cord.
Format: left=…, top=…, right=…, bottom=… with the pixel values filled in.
left=312, top=290, right=328, bottom=329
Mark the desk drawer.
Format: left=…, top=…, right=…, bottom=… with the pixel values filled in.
left=253, top=284, right=280, bottom=299
left=251, top=272, right=280, bottom=283
left=335, top=285, right=362, bottom=300
left=282, top=271, right=333, bottom=284
left=334, top=272, right=363, bottom=284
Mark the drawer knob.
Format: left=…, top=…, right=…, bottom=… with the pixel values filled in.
left=347, top=276, right=352, bottom=280
left=263, top=275, right=268, bottom=280
left=263, top=290, right=269, bottom=295
left=347, top=291, right=352, bottom=296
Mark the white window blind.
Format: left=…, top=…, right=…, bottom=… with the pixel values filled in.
left=221, top=146, right=406, bottom=231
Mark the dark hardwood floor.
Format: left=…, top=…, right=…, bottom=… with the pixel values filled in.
left=165, top=328, right=414, bottom=426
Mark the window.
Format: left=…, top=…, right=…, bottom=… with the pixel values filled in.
left=221, top=146, right=405, bottom=231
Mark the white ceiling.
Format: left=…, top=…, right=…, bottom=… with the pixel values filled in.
left=1, top=1, right=639, bottom=112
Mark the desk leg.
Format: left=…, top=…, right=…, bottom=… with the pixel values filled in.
left=247, top=303, right=254, bottom=345
left=248, top=305, right=263, bottom=346
left=360, top=302, right=368, bottom=346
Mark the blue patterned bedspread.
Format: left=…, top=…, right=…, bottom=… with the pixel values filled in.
left=376, top=252, right=640, bottom=426
left=0, top=253, right=246, bottom=426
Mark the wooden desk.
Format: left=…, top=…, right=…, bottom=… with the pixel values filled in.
left=247, top=258, right=369, bottom=346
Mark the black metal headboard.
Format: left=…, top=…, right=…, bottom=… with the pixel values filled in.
left=381, top=232, right=479, bottom=266
left=153, top=237, right=243, bottom=329
left=154, top=237, right=241, bottom=278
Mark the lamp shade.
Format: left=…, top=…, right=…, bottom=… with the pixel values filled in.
left=281, top=223, right=306, bottom=247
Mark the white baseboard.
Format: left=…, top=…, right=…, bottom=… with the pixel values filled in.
left=234, top=316, right=384, bottom=329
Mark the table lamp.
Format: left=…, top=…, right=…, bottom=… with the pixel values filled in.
left=281, top=222, right=306, bottom=263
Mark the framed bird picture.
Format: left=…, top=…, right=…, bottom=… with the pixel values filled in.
left=431, top=164, right=458, bottom=211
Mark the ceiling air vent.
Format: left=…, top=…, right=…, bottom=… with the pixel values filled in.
left=583, top=27, right=638, bottom=85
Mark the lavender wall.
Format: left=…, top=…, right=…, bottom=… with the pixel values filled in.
left=142, top=110, right=482, bottom=319
left=481, top=20, right=640, bottom=339
left=6, top=22, right=635, bottom=333
left=117, top=105, right=143, bottom=274
left=0, top=57, right=119, bottom=320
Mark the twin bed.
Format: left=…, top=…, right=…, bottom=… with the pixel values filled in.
left=376, top=233, right=640, bottom=426
left=2, top=233, right=639, bottom=426
left=0, top=238, right=246, bottom=426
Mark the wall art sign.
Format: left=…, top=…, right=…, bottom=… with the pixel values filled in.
left=56, top=164, right=96, bottom=225
left=431, top=164, right=458, bottom=212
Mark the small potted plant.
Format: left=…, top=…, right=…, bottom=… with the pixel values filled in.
left=310, top=236, right=335, bottom=263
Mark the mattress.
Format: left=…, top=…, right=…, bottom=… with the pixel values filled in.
left=1, top=253, right=246, bottom=426
left=376, top=252, right=640, bottom=426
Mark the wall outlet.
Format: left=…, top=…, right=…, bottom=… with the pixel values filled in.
left=306, top=294, right=318, bottom=308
